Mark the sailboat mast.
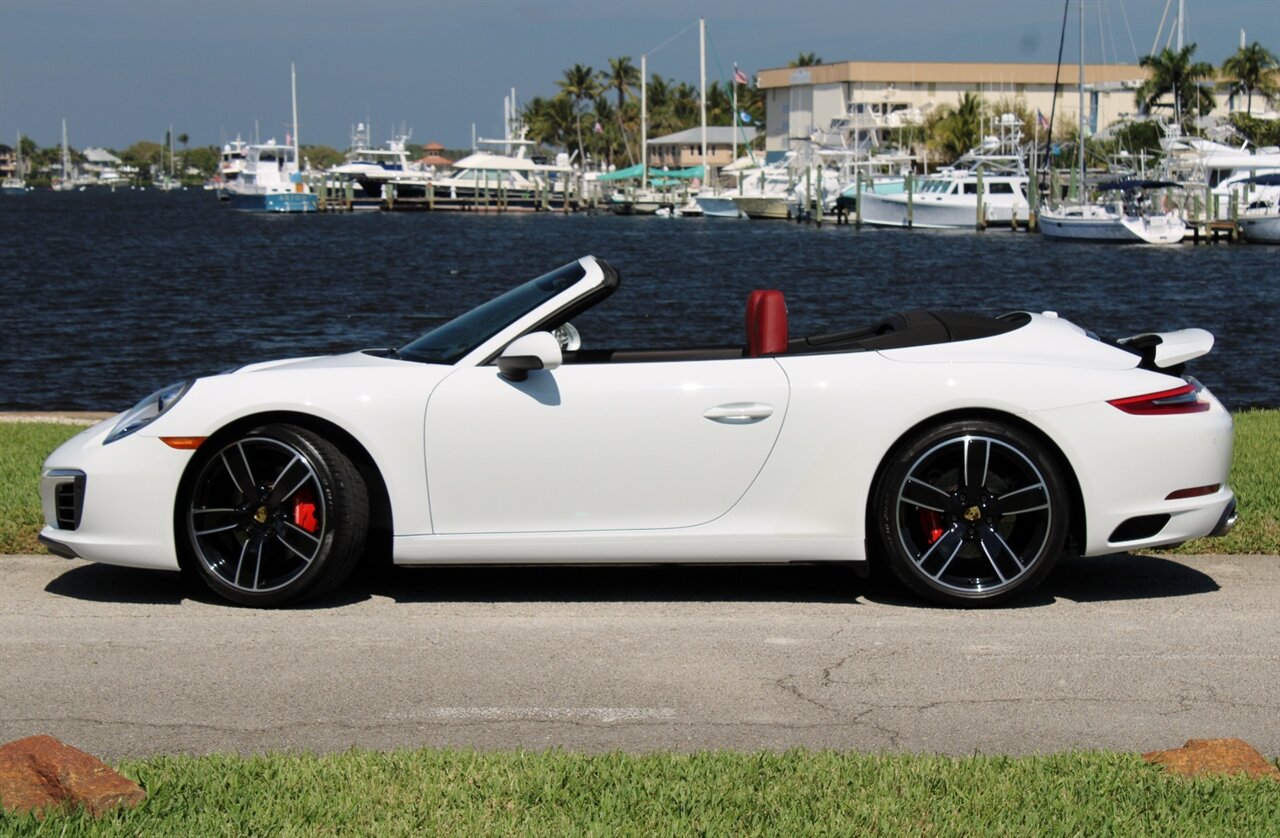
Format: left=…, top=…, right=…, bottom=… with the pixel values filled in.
left=641, top=53, right=648, bottom=190
left=1077, top=0, right=1085, bottom=199
left=699, top=18, right=707, bottom=183
left=291, top=62, right=300, bottom=164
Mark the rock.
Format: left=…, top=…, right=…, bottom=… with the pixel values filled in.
left=0, top=735, right=146, bottom=818
left=1143, top=738, right=1280, bottom=780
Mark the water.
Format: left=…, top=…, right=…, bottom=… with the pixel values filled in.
left=2, top=189, right=1277, bottom=411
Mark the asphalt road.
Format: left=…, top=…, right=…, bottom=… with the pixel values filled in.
left=2, top=552, right=1277, bottom=762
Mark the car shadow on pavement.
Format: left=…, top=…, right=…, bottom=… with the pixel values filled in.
left=42, top=553, right=1219, bottom=610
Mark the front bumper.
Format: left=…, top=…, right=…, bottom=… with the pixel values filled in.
left=38, top=418, right=191, bottom=571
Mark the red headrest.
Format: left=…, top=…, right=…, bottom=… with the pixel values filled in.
left=746, top=290, right=787, bottom=357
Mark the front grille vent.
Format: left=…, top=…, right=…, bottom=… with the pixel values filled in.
left=54, top=476, right=85, bottom=530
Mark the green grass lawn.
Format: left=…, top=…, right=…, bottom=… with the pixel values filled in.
left=2, top=411, right=1277, bottom=557
left=0, top=422, right=85, bottom=554
left=3, top=749, right=1278, bottom=836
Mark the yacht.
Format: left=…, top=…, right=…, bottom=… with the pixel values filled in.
left=1234, top=173, right=1280, bottom=244
left=225, top=140, right=317, bottom=212
left=1161, top=129, right=1280, bottom=218
left=329, top=125, right=430, bottom=200
left=418, top=140, right=569, bottom=211
left=213, top=137, right=248, bottom=200
left=858, top=114, right=1030, bottom=229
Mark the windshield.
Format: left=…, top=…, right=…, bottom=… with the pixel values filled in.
left=397, top=260, right=587, bottom=364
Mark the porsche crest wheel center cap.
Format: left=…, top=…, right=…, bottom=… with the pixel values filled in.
left=254, top=506, right=269, bottom=524
left=963, top=505, right=982, bottom=522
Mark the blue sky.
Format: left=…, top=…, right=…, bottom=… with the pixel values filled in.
left=2, top=0, right=1277, bottom=151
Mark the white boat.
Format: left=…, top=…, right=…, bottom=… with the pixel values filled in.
left=225, top=65, right=317, bottom=213
left=51, top=119, right=76, bottom=191
left=213, top=137, right=248, bottom=200
left=694, top=194, right=744, bottom=218
left=422, top=142, right=569, bottom=211
left=1040, top=180, right=1186, bottom=244
left=2, top=131, right=26, bottom=194
left=225, top=141, right=317, bottom=212
left=858, top=114, right=1030, bottom=229
left=1235, top=173, right=1280, bottom=244
left=1161, top=129, right=1280, bottom=218
left=330, top=124, right=430, bottom=200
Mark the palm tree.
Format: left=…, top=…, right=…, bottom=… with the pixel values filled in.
left=557, top=64, right=601, bottom=165
left=523, top=96, right=575, bottom=151
left=927, top=92, right=986, bottom=163
left=1222, top=42, right=1280, bottom=115
left=1136, top=44, right=1216, bottom=125
left=599, top=57, right=640, bottom=164
left=788, top=52, right=822, bottom=68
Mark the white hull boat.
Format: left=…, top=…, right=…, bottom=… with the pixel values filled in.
left=1040, top=203, right=1186, bottom=244
left=694, top=194, right=744, bottom=218
left=1238, top=213, right=1280, bottom=244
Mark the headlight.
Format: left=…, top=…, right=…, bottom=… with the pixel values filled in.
left=105, top=380, right=192, bottom=444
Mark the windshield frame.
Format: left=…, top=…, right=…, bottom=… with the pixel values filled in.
left=397, top=257, right=614, bottom=366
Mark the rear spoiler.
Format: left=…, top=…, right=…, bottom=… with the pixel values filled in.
left=1116, top=328, right=1214, bottom=373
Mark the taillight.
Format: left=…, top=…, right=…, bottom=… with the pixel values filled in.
left=1108, top=382, right=1208, bottom=415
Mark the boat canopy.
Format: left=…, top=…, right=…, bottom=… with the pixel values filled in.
left=1236, top=173, right=1280, bottom=187
left=597, top=165, right=704, bottom=182
left=1095, top=179, right=1181, bottom=192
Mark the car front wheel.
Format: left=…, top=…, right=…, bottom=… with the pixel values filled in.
left=873, top=419, right=1067, bottom=606
left=183, top=423, right=369, bottom=606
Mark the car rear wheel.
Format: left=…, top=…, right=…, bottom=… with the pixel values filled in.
left=873, top=419, right=1067, bottom=606
left=184, top=424, right=368, bottom=606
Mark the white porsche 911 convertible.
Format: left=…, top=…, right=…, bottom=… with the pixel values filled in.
left=40, top=256, right=1236, bottom=607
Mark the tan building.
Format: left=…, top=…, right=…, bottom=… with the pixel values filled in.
left=646, top=126, right=759, bottom=169
left=757, top=60, right=1160, bottom=160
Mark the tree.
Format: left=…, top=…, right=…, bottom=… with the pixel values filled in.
left=788, top=52, right=822, bottom=68
left=1221, top=42, right=1280, bottom=115
left=926, top=92, right=986, bottom=163
left=599, top=57, right=640, bottom=164
left=557, top=63, right=601, bottom=165
left=1136, top=44, right=1216, bottom=125
left=523, top=95, right=575, bottom=153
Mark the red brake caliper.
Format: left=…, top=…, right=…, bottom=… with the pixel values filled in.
left=293, top=487, right=318, bottom=533
left=918, top=509, right=944, bottom=545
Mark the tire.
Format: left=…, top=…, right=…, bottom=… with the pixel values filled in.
left=872, top=419, right=1067, bottom=606
left=183, top=423, right=369, bottom=606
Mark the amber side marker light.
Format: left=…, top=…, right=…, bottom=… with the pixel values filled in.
left=160, top=437, right=206, bottom=450
left=1166, top=484, right=1221, bottom=500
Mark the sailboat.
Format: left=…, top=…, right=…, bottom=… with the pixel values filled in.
left=2, top=131, right=27, bottom=194
left=1039, top=0, right=1186, bottom=244
left=154, top=125, right=182, bottom=191
left=51, top=119, right=77, bottom=191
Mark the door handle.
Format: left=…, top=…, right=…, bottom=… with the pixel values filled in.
left=704, top=402, right=774, bottom=424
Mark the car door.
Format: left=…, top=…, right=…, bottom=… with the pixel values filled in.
left=424, top=357, right=790, bottom=534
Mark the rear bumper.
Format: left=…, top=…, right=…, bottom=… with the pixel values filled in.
left=1209, top=497, right=1238, bottom=538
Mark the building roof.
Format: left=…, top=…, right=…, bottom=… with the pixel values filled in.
left=424, top=141, right=445, bottom=151
left=83, top=147, right=122, bottom=164
left=647, top=126, right=761, bottom=146
left=758, top=60, right=1145, bottom=89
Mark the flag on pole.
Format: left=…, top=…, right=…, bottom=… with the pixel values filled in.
left=593, top=121, right=603, bottom=135
left=1036, top=109, right=1049, bottom=131
left=733, top=64, right=749, bottom=85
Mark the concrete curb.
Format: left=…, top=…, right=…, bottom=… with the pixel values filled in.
left=0, top=412, right=113, bottom=426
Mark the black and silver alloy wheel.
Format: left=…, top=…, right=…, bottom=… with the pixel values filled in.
left=874, top=420, right=1067, bottom=606
left=184, top=424, right=368, bottom=606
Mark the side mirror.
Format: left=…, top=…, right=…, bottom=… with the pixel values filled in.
left=497, top=332, right=562, bottom=382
